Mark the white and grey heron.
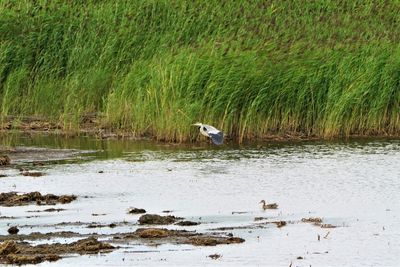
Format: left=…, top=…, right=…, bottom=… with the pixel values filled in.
left=193, top=123, right=224, bottom=145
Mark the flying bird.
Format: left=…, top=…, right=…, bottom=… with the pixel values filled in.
left=193, top=123, right=224, bottom=145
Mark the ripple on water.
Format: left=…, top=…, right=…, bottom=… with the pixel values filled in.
left=0, top=137, right=399, bottom=266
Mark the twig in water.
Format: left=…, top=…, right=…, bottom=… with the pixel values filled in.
left=324, top=231, right=330, bottom=239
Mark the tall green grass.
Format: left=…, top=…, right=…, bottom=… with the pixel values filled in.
left=0, top=0, right=399, bottom=142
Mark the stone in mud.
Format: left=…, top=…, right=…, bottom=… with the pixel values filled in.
left=176, top=221, right=200, bottom=226
left=0, top=156, right=10, bottom=166
left=138, top=214, right=181, bottom=225
left=208, top=254, right=222, bottom=260
left=136, top=228, right=170, bottom=238
left=127, top=208, right=146, bottom=214
left=7, top=226, right=19, bottom=235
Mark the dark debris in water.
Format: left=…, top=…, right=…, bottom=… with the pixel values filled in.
left=87, top=223, right=117, bottom=229
left=232, top=211, right=249, bottom=215
left=208, top=254, right=222, bottom=260
left=254, top=217, right=268, bottom=221
left=301, top=217, right=323, bottom=224
left=27, top=208, right=66, bottom=213
left=127, top=208, right=146, bottom=214
left=176, top=221, right=200, bottom=226
left=7, top=227, right=19, bottom=235
left=0, top=216, right=16, bottom=220
left=189, top=237, right=244, bottom=246
left=321, top=224, right=337, bottom=229
left=92, top=213, right=106, bottom=216
left=271, top=221, right=287, bottom=228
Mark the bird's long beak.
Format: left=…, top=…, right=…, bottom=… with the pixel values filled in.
left=192, top=123, right=202, bottom=127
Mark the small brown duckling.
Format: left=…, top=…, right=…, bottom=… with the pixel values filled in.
left=259, top=200, right=278, bottom=210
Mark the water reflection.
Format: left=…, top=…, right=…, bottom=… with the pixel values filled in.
left=0, top=132, right=399, bottom=163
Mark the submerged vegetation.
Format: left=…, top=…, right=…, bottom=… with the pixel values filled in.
left=0, top=1, right=399, bottom=142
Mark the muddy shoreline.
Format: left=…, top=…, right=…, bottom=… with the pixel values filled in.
left=1, top=116, right=398, bottom=143
left=0, top=190, right=247, bottom=265
left=0, top=187, right=338, bottom=265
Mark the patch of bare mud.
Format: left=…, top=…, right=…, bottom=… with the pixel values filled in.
left=0, top=237, right=114, bottom=265
left=0, top=192, right=76, bottom=207
left=0, top=226, right=245, bottom=264
left=113, top=228, right=244, bottom=247
left=21, top=171, right=45, bottom=177
left=301, top=217, right=323, bottom=224
left=0, top=231, right=81, bottom=242
left=0, top=155, right=10, bottom=165
left=210, top=219, right=291, bottom=231
left=301, top=217, right=338, bottom=228
left=138, top=214, right=183, bottom=225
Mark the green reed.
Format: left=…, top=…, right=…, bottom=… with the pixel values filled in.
left=0, top=0, right=399, bottom=141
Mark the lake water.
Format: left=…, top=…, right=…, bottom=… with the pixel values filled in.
left=1, top=134, right=399, bottom=266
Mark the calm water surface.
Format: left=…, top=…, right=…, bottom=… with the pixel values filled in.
left=0, top=134, right=399, bottom=266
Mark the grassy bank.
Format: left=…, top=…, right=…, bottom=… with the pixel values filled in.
left=0, top=0, right=399, bottom=142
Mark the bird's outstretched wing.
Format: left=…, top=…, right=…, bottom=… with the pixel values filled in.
left=208, top=131, right=224, bottom=145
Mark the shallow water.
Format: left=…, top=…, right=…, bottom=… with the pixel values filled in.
left=1, top=134, right=399, bottom=266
